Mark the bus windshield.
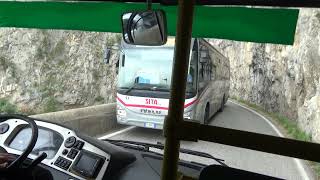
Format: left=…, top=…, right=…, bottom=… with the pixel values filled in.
left=118, top=47, right=196, bottom=94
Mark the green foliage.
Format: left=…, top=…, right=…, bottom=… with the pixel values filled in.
left=312, top=163, right=320, bottom=178
left=106, top=33, right=122, bottom=46
left=95, top=96, right=105, bottom=102
left=42, top=96, right=60, bottom=113
left=232, top=97, right=312, bottom=142
left=0, top=98, right=17, bottom=114
left=35, top=34, right=66, bottom=64
left=58, top=59, right=65, bottom=67
left=92, top=70, right=100, bottom=81
left=0, top=56, right=9, bottom=70
left=19, top=105, right=36, bottom=115
left=232, top=97, right=318, bottom=178
left=39, top=74, right=64, bottom=100
left=114, top=34, right=122, bottom=43
left=273, top=114, right=311, bottom=142
left=35, top=35, right=51, bottom=60
left=0, top=56, right=18, bottom=78
left=316, top=12, right=320, bottom=21
left=53, top=40, right=66, bottom=57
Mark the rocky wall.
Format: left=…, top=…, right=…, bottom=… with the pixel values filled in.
left=0, top=28, right=120, bottom=114
left=210, top=9, right=320, bottom=142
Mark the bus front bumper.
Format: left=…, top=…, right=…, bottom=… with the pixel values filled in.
left=117, top=116, right=164, bottom=129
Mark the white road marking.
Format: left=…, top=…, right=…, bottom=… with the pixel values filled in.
left=229, top=100, right=311, bottom=180
left=98, top=126, right=136, bottom=139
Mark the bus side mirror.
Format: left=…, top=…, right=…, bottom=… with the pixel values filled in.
left=104, top=44, right=120, bottom=64
left=121, top=10, right=167, bottom=46
left=104, top=48, right=111, bottom=64
left=116, top=59, right=119, bottom=74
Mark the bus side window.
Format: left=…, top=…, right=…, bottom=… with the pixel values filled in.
left=210, top=54, right=217, bottom=81
left=199, top=45, right=211, bottom=82
left=189, top=40, right=198, bottom=91
left=211, top=64, right=216, bottom=80
left=199, top=42, right=210, bottom=92
left=213, top=57, right=221, bottom=80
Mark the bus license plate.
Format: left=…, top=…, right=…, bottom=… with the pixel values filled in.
left=145, top=122, right=155, bottom=128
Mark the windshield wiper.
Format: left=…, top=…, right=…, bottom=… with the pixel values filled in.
left=125, top=83, right=141, bottom=94
left=151, top=87, right=170, bottom=92
left=124, top=85, right=170, bottom=94
left=103, top=139, right=227, bottom=166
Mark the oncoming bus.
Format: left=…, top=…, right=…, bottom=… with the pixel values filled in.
left=116, top=38, right=230, bottom=129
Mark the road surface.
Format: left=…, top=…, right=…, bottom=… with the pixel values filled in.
left=101, top=101, right=314, bottom=180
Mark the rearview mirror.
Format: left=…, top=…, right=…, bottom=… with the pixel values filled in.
left=121, top=10, right=167, bottom=46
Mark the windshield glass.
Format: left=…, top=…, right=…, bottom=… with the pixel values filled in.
left=118, top=47, right=196, bottom=93
left=118, top=48, right=173, bottom=90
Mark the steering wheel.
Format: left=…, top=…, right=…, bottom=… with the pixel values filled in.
left=0, top=114, right=38, bottom=171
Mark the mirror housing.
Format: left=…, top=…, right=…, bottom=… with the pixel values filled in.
left=104, top=43, right=121, bottom=64
left=121, top=10, right=167, bottom=46
left=104, top=48, right=111, bottom=64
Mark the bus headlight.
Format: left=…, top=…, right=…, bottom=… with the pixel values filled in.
left=117, top=105, right=127, bottom=117
left=184, top=111, right=192, bottom=119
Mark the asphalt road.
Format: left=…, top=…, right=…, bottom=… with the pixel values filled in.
left=105, top=101, right=314, bottom=180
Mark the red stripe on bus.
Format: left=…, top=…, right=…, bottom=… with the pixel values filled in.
left=117, top=97, right=168, bottom=110
left=184, top=99, right=198, bottom=108
left=117, top=96, right=197, bottom=110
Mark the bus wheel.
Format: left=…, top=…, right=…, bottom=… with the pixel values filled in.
left=218, top=96, right=225, bottom=112
left=204, top=104, right=210, bottom=125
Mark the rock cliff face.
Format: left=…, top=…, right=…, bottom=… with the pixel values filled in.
left=0, top=28, right=120, bottom=113
left=210, top=9, right=320, bottom=142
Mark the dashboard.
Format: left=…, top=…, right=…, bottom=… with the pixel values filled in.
left=0, top=117, right=208, bottom=180
left=0, top=119, right=111, bottom=180
left=0, top=117, right=281, bottom=180
left=8, top=127, right=63, bottom=159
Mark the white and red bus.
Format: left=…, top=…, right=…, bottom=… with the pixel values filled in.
left=116, top=38, right=230, bottom=129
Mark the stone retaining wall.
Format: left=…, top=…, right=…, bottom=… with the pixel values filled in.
left=31, top=103, right=119, bottom=136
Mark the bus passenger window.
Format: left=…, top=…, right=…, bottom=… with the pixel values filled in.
left=200, top=63, right=205, bottom=80
left=199, top=44, right=210, bottom=82
left=211, top=65, right=216, bottom=80
left=188, top=40, right=198, bottom=93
